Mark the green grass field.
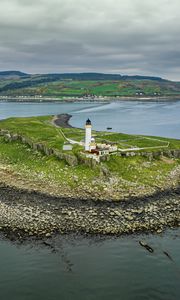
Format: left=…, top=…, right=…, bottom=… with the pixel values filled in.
left=0, top=116, right=66, bottom=149
left=0, top=115, right=179, bottom=199
left=1, top=77, right=180, bottom=97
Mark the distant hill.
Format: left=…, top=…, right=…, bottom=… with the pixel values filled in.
left=0, top=71, right=165, bottom=81
left=0, top=71, right=180, bottom=98
left=0, top=71, right=28, bottom=79
left=30, top=72, right=166, bottom=81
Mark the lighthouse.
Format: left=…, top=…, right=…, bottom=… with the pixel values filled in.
left=85, top=118, right=92, bottom=151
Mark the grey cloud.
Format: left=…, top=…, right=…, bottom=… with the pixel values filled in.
left=0, top=0, right=180, bottom=79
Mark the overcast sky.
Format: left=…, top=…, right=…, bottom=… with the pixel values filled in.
left=0, top=0, right=180, bottom=80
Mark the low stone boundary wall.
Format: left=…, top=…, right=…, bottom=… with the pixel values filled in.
left=0, top=129, right=78, bottom=166
left=119, top=149, right=180, bottom=159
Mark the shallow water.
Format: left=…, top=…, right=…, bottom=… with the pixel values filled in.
left=70, top=100, right=180, bottom=139
left=0, top=99, right=180, bottom=299
left=0, top=230, right=179, bottom=300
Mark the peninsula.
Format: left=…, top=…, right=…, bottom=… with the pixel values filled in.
left=0, top=114, right=179, bottom=239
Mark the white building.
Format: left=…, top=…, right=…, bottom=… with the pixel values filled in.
left=85, top=118, right=92, bottom=151
left=84, top=119, right=118, bottom=155
left=63, top=143, right=73, bottom=151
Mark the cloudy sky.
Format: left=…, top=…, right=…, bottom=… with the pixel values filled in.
left=0, top=0, right=180, bottom=80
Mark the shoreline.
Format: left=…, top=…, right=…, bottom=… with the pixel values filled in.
left=53, top=114, right=73, bottom=128
left=0, top=181, right=179, bottom=240
left=0, top=96, right=180, bottom=103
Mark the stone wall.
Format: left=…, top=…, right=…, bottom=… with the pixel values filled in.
left=119, top=149, right=180, bottom=159
left=0, top=129, right=78, bottom=166
left=76, top=153, right=98, bottom=168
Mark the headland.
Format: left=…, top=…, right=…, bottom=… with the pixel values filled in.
left=0, top=114, right=179, bottom=240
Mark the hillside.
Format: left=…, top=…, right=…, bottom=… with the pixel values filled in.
left=0, top=71, right=180, bottom=99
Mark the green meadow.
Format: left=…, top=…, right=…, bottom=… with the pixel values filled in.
left=0, top=115, right=179, bottom=199
left=1, top=77, right=180, bottom=97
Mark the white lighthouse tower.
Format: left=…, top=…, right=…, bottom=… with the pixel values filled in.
left=85, top=118, right=92, bottom=151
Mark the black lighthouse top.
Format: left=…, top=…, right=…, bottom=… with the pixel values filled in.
left=86, top=118, right=91, bottom=125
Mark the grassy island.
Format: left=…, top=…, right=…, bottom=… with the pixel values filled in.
left=0, top=114, right=179, bottom=238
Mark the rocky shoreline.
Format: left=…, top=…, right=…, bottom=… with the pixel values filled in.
left=0, top=182, right=179, bottom=240
left=53, top=114, right=73, bottom=128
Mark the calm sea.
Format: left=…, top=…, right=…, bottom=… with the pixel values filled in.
left=0, top=100, right=180, bottom=300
